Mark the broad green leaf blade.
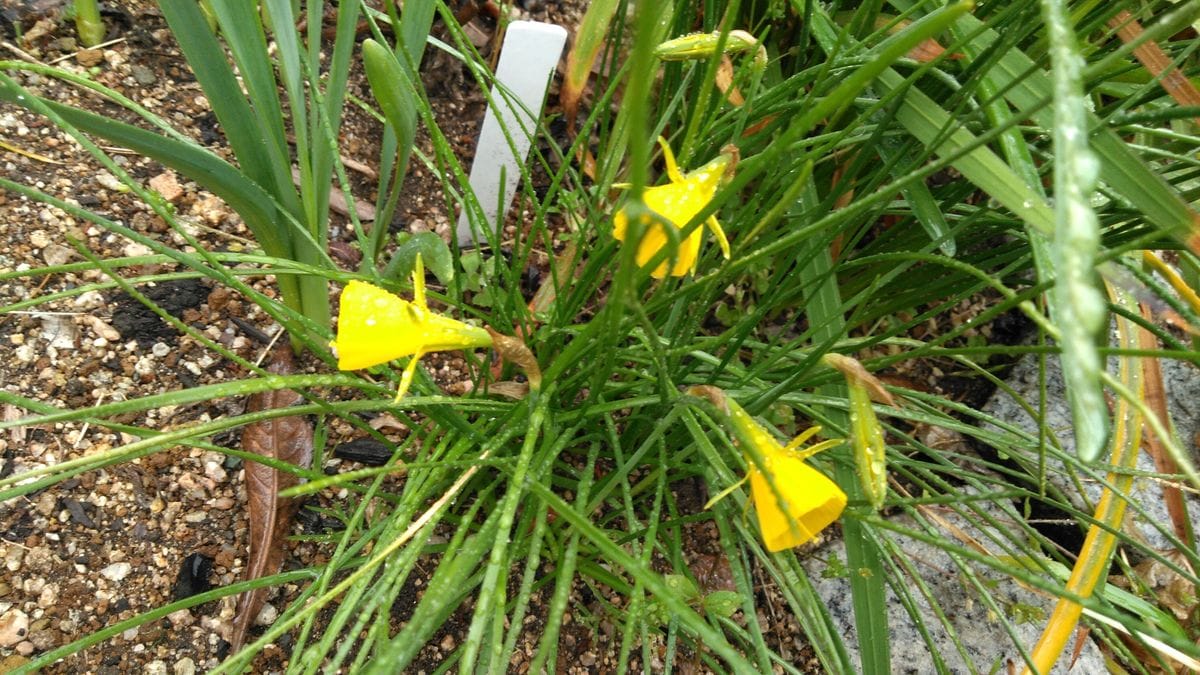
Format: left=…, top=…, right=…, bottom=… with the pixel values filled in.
left=871, top=70, right=1056, bottom=234
left=0, top=83, right=290, bottom=262
left=159, top=0, right=300, bottom=226
left=382, top=232, right=455, bottom=285
left=363, top=39, right=420, bottom=261
left=73, top=0, right=104, bottom=46
left=793, top=175, right=891, bottom=673
left=398, top=0, right=437, bottom=75
left=942, top=7, right=1200, bottom=252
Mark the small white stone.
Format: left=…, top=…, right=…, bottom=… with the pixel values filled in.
left=96, top=172, right=126, bottom=192
left=166, top=609, right=194, bottom=628
left=37, top=583, right=58, bottom=608
left=145, top=660, right=168, bottom=675
left=255, top=603, right=278, bottom=626
left=123, top=242, right=153, bottom=258
left=14, top=344, right=35, bottom=363
left=28, top=230, right=51, bottom=248
left=74, top=290, right=105, bottom=308
left=100, top=562, right=132, bottom=582
left=83, top=315, right=121, bottom=341
left=182, top=511, right=207, bottom=524
left=42, top=243, right=74, bottom=266
left=204, top=461, right=227, bottom=483
left=0, top=608, right=29, bottom=647
left=151, top=342, right=170, bottom=358
left=173, top=657, right=196, bottom=675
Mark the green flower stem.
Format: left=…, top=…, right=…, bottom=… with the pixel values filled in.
left=74, top=0, right=104, bottom=47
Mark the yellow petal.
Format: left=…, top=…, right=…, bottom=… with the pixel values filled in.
left=749, top=455, right=847, bottom=552
left=332, top=281, right=426, bottom=370
left=610, top=142, right=734, bottom=278
left=330, top=281, right=492, bottom=371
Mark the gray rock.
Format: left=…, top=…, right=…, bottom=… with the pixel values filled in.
left=804, top=491, right=1106, bottom=674
left=131, top=64, right=157, bottom=86
left=984, top=352, right=1200, bottom=552
left=804, top=344, right=1199, bottom=672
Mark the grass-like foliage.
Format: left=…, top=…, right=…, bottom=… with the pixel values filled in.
left=2, top=0, right=1200, bottom=672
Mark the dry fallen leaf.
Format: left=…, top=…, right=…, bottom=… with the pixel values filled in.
left=228, top=348, right=313, bottom=652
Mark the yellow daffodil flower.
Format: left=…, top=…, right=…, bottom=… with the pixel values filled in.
left=331, top=256, right=492, bottom=401
left=687, top=386, right=847, bottom=551
left=613, top=137, right=734, bottom=278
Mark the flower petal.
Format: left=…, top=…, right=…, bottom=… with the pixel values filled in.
left=332, top=281, right=425, bottom=370
left=749, top=453, right=847, bottom=552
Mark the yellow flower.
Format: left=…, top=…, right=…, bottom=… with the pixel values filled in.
left=613, top=137, right=734, bottom=278
left=331, top=256, right=492, bottom=400
left=726, top=398, right=847, bottom=552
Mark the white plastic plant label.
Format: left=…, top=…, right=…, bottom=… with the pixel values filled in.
left=457, top=20, right=568, bottom=246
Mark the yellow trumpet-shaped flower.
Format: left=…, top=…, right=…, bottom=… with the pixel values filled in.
left=725, top=397, right=846, bottom=552
left=331, top=256, right=492, bottom=400
left=613, top=137, right=734, bottom=278
left=687, top=386, right=847, bottom=551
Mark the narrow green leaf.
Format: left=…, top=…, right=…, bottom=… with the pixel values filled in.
left=792, top=175, right=891, bottom=673
left=876, top=137, right=956, bottom=255
left=1041, top=0, right=1108, bottom=462
left=365, top=517, right=500, bottom=673
left=562, top=0, right=620, bottom=125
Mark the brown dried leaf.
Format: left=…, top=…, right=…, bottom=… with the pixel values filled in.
left=690, top=552, right=736, bottom=593
left=1109, top=11, right=1200, bottom=123
left=714, top=56, right=745, bottom=106
left=488, top=380, right=530, bottom=400
left=561, top=0, right=620, bottom=129
left=228, top=348, right=313, bottom=652
left=528, top=241, right=579, bottom=318
left=820, top=353, right=897, bottom=407
left=1138, top=302, right=1191, bottom=547
left=869, top=16, right=959, bottom=63
left=486, top=327, right=541, bottom=391
left=1132, top=550, right=1199, bottom=622
left=290, top=167, right=375, bottom=221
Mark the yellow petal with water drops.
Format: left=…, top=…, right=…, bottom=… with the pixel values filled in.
left=611, top=139, right=737, bottom=278
left=724, top=396, right=847, bottom=550
left=332, top=280, right=427, bottom=370
left=749, top=455, right=848, bottom=552
left=331, top=280, right=492, bottom=372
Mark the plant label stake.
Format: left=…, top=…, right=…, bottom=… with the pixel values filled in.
left=456, top=20, right=567, bottom=247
